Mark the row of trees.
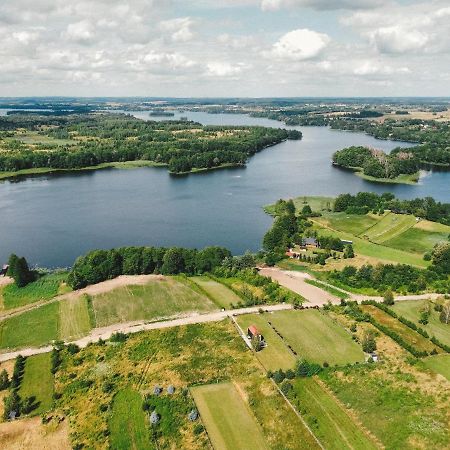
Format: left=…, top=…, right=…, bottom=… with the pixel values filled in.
left=68, top=246, right=232, bottom=289
left=0, top=114, right=301, bottom=174
left=334, top=192, right=450, bottom=225
left=330, top=242, right=450, bottom=294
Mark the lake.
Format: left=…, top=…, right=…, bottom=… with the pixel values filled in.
left=0, top=110, right=448, bottom=267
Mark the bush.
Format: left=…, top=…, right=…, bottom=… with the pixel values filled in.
left=272, top=369, right=286, bottom=384
left=110, top=332, right=128, bottom=343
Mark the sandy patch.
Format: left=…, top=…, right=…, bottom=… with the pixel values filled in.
left=0, top=416, right=70, bottom=450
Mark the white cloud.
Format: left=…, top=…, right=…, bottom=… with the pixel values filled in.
left=65, top=21, right=95, bottom=44
left=260, top=0, right=386, bottom=11
left=206, top=62, right=243, bottom=77
left=159, top=17, right=195, bottom=42
left=268, top=29, right=330, bottom=61
left=353, top=60, right=410, bottom=76
left=370, top=26, right=428, bottom=54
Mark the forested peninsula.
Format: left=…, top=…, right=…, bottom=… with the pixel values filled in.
left=0, top=113, right=301, bottom=177
left=331, top=119, right=450, bottom=183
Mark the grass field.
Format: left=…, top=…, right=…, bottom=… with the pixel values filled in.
left=304, top=279, right=349, bottom=299
left=420, top=355, right=450, bottom=381
left=92, top=277, right=216, bottom=327
left=320, top=212, right=379, bottom=236
left=236, top=313, right=296, bottom=371
left=385, top=226, right=450, bottom=254
left=322, top=364, right=450, bottom=449
left=361, top=213, right=417, bottom=243
left=392, top=300, right=450, bottom=346
left=191, top=382, right=269, bottom=450
left=269, top=310, right=365, bottom=365
left=1, top=273, right=70, bottom=310
left=191, top=276, right=242, bottom=308
left=361, top=305, right=441, bottom=353
left=58, top=295, right=92, bottom=340
left=109, top=389, right=150, bottom=450
left=0, top=302, right=58, bottom=349
left=19, top=353, right=54, bottom=415
left=291, top=378, right=379, bottom=450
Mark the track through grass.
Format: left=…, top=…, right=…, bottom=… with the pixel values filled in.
left=59, top=295, right=92, bottom=340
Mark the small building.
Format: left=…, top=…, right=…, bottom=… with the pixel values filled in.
left=188, top=409, right=199, bottom=421
left=301, top=237, right=319, bottom=248
left=0, top=265, right=9, bottom=276
left=340, top=239, right=353, bottom=246
left=247, top=325, right=264, bottom=343
left=167, top=385, right=175, bottom=395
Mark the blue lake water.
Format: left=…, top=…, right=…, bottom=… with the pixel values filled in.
left=0, top=110, right=448, bottom=267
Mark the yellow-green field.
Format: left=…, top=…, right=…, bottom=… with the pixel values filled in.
left=420, top=354, right=450, bottom=381
left=236, top=313, right=296, bottom=371
left=392, top=300, right=450, bottom=346
left=59, top=295, right=92, bottom=340
left=291, top=378, right=379, bottom=450
left=19, top=353, right=54, bottom=415
left=92, top=277, right=217, bottom=327
left=268, top=309, right=365, bottom=365
left=191, top=382, right=269, bottom=450
left=360, top=213, right=417, bottom=243
left=191, top=276, right=242, bottom=309
left=361, top=305, right=442, bottom=353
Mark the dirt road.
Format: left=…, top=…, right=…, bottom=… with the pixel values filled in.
left=0, top=303, right=293, bottom=362
left=259, top=267, right=340, bottom=305
left=260, top=267, right=443, bottom=304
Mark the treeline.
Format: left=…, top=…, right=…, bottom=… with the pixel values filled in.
left=68, top=246, right=232, bottom=289
left=331, top=118, right=450, bottom=169
left=330, top=250, right=450, bottom=294
left=0, top=114, right=301, bottom=174
left=334, top=192, right=450, bottom=225
left=332, top=146, right=419, bottom=179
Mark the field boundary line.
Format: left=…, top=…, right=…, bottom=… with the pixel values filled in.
left=315, top=378, right=384, bottom=449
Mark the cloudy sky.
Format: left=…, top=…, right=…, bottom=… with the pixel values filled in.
left=0, top=0, right=449, bottom=97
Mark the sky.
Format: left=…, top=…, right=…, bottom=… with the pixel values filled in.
left=0, top=0, right=449, bottom=97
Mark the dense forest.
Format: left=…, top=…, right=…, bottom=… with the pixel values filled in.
left=332, top=145, right=420, bottom=179
left=0, top=113, right=301, bottom=174
left=331, top=119, right=450, bottom=178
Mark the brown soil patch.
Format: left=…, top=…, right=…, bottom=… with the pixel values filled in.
left=0, top=416, right=70, bottom=449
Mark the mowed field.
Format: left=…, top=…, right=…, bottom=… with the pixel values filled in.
left=421, top=355, right=450, bottom=381
left=59, top=295, right=92, bottom=339
left=392, top=300, right=450, bottom=346
left=191, top=382, right=269, bottom=450
left=236, top=313, right=296, bottom=371
left=191, top=276, right=242, bottom=309
left=92, top=277, right=216, bottom=327
left=19, top=353, right=54, bottom=415
left=109, top=389, right=150, bottom=450
left=361, top=305, right=442, bottom=353
left=311, top=207, right=450, bottom=267
left=291, top=378, right=379, bottom=450
left=268, top=310, right=364, bottom=365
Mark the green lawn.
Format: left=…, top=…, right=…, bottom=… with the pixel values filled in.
left=392, top=300, right=450, bottom=346
left=385, top=226, right=450, bottom=254
left=361, top=305, right=441, bottom=353
left=19, top=353, right=54, bottom=415
left=291, top=378, right=378, bottom=450
left=361, top=213, right=417, bottom=243
left=0, top=302, right=59, bottom=349
left=1, top=273, right=70, bottom=309
left=320, top=211, right=379, bottom=236
left=92, top=277, right=216, bottom=327
left=268, top=310, right=365, bottom=365
left=420, top=355, right=450, bottom=381
left=312, top=223, right=429, bottom=268
left=191, top=276, right=242, bottom=309
left=109, top=389, right=151, bottom=450
left=236, top=313, right=296, bottom=371
left=59, top=295, right=92, bottom=340
left=191, top=382, right=269, bottom=450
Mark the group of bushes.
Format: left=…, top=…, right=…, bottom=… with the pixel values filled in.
left=2, top=355, right=38, bottom=419
left=330, top=262, right=449, bottom=295
left=68, top=245, right=231, bottom=289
